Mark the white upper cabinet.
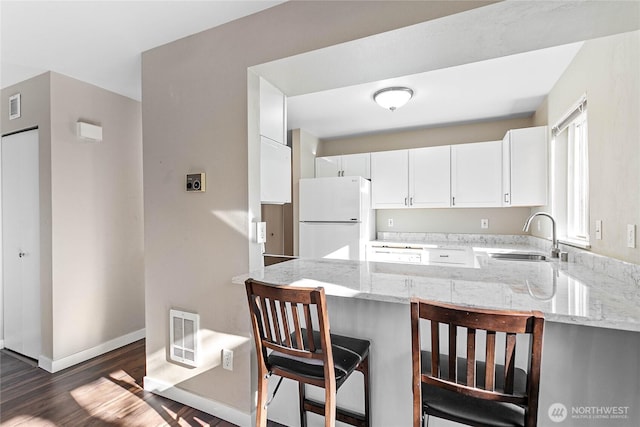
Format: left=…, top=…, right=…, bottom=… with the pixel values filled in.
left=409, top=145, right=451, bottom=208
left=371, top=150, right=409, bottom=208
left=502, top=126, right=548, bottom=207
left=372, top=146, right=450, bottom=208
left=451, top=140, right=502, bottom=207
left=261, top=136, right=291, bottom=204
left=315, top=153, right=371, bottom=178
left=259, top=77, right=286, bottom=145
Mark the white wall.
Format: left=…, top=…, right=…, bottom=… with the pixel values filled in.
left=533, top=31, right=640, bottom=264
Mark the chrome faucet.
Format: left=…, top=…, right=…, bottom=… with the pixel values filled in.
left=523, top=212, right=560, bottom=258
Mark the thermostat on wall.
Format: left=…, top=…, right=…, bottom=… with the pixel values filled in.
left=186, top=173, right=205, bottom=192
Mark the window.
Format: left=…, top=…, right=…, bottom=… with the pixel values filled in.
left=552, top=97, right=589, bottom=246
left=567, top=110, right=589, bottom=242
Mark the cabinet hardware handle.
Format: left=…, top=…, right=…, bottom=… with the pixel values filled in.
left=404, top=197, right=408, bottom=206
left=504, top=193, right=509, bottom=203
left=452, top=197, right=455, bottom=206
left=18, top=252, right=25, bottom=258
left=410, top=197, right=413, bottom=206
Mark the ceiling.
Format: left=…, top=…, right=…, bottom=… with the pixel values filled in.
left=288, top=43, right=583, bottom=139
left=0, top=0, right=286, bottom=100
left=2, top=1, right=639, bottom=140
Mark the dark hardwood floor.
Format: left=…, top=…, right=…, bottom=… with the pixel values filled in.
left=0, top=340, right=283, bottom=427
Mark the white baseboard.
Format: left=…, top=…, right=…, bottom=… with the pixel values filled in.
left=38, top=328, right=145, bottom=373
left=143, top=376, right=252, bottom=427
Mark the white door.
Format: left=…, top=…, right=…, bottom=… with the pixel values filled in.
left=2, top=129, right=41, bottom=359
left=371, top=150, right=409, bottom=208
left=410, top=146, right=451, bottom=208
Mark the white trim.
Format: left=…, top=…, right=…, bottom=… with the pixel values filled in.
left=38, top=328, right=145, bottom=373
left=0, top=339, right=4, bottom=349
left=143, top=376, right=252, bottom=427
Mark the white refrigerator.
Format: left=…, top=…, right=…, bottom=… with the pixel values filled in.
left=299, top=176, right=375, bottom=260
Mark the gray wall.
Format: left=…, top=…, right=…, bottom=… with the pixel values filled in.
left=0, top=72, right=144, bottom=365
left=532, top=31, right=640, bottom=264
left=141, top=0, right=492, bottom=415
left=49, top=72, right=144, bottom=360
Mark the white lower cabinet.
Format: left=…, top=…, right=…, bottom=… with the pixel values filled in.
left=451, top=140, right=502, bottom=207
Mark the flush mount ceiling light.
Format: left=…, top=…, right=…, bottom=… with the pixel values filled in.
left=373, top=87, right=414, bottom=111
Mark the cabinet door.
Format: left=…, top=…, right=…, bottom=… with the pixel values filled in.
left=261, top=137, right=291, bottom=204
left=502, top=132, right=512, bottom=206
left=451, top=141, right=502, bottom=207
left=315, top=156, right=341, bottom=177
left=409, top=146, right=451, bottom=208
left=259, top=77, right=286, bottom=145
left=508, top=126, right=548, bottom=206
left=341, top=153, right=371, bottom=179
left=371, top=150, right=409, bottom=208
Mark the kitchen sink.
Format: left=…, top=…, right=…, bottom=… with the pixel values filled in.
left=489, top=252, right=547, bottom=261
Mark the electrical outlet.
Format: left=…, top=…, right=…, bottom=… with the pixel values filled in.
left=595, top=220, right=602, bottom=240
left=388, top=218, right=394, bottom=227
left=222, top=349, right=233, bottom=371
left=627, top=224, right=636, bottom=248
left=480, top=219, right=489, bottom=229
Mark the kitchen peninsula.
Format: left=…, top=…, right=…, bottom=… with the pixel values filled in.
left=234, top=236, right=640, bottom=426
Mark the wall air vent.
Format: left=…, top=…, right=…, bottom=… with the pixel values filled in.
left=9, top=93, right=20, bottom=120
left=169, top=309, right=199, bottom=367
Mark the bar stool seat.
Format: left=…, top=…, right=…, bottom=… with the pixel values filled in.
left=269, top=329, right=370, bottom=387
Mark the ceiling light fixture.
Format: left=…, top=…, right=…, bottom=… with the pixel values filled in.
left=373, top=87, right=414, bottom=111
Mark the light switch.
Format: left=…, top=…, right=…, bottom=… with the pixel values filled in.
left=256, top=222, right=267, bottom=243
left=627, top=224, right=636, bottom=248
left=595, top=220, right=602, bottom=240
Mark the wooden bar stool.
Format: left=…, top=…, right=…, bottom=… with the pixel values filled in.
left=245, top=278, right=371, bottom=427
left=410, top=298, right=544, bottom=427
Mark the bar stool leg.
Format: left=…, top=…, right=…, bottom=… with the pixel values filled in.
left=256, top=373, right=269, bottom=427
left=299, top=382, right=307, bottom=427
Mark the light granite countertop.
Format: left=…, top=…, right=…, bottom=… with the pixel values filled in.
left=234, top=237, right=640, bottom=333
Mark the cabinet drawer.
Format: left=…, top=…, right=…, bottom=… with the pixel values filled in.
left=426, top=248, right=469, bottom=265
